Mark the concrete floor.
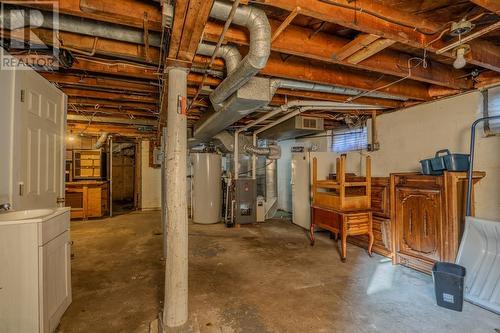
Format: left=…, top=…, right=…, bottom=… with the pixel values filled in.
left=58, top=211, right=500, bottom=333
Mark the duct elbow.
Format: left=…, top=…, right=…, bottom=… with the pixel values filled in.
left=208, top=1, right=271, bottom=106
left=243, top=143, right=281, bottom=160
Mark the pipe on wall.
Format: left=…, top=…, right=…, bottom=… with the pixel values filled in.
left=1, top=6, right=162, bottom=47
left=208, top=1, right=271, bottom=107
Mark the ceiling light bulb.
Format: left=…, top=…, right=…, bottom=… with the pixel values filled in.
left=453, top=47, right=467, bottom=69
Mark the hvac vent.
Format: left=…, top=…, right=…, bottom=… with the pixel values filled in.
left=260, top=116, right=324, bottom=140
left=301, top=117, right=320, bottom=129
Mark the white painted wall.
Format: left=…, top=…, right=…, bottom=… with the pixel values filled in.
left=141, top=140, right=161, bottom=210
left=277, top=91, right=500, bottom=220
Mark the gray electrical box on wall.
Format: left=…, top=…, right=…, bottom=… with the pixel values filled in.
left=235, top=179, right=256, bottom=224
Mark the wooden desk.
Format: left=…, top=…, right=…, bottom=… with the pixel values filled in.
left=310, top=204, right=374, bottom=261
left=65, top=181, right=109, bottom=219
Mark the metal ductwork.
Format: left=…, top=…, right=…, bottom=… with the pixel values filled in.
left=208, top=1, right=271, bottom=108
left=94, top=132, right=109, bottom=149
left=1, top=6, right=162, bottom=47
left=197, top=43, right=242, bottom=74
left=271, top=79, right=408, bottom=101
left=193, top=1, right=272, bottom=140
left=244, top=143, right=281, bottom=160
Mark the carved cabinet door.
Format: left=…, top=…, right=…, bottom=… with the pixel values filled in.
left=396, top=188, right=442, bottom=261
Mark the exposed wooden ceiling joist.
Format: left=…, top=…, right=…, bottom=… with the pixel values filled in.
left=21, top=0, right=162, bottom=31
left=332, top=33, right=380, bottom=61
left=40, top=73, right=159, bottom=93
left=470, top=0, right=500, bottom=15
left=259, top=0, right=500, bottom=72
left=176, top=0, right=215, bottom=61
left=67, top=114, right=157, bottom=126
left=63, top=88, right=158, bottom=104
left=68, top=97, right=158, bottom=111
left=346, top=38, right=396, bottom=65
left=203, top=19, right=473, bottom=89
left=67, top=123, right=155, bottom=137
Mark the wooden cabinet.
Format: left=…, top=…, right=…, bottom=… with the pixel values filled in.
left=348, top=177, right=393, bottom=258
left=391, top=172, right=484, bottom=274
left=65, top=181, right=109, bottom=219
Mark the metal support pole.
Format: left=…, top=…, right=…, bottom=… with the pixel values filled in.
left=163, top=67, right=188, bottom=330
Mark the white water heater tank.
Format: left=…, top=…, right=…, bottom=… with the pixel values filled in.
left=191, top=152, right=222, bottom=224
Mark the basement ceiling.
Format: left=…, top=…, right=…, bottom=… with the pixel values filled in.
left=1, top=0, right=499, bottom=138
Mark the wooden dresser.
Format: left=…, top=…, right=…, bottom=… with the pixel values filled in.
left=348, top=177, right=392, bottom=258
left=391, top=172, right=484, bottom=274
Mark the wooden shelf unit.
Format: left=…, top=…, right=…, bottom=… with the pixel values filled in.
left=73, top=149, right=103, bottom=180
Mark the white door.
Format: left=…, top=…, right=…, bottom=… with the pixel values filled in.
left=12, top=68, right=66, bottom=210
left=291, top=152, right=311, bottom=229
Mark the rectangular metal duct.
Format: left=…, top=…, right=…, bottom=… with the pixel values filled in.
left=193, top=77, right=272, bottom=139
left=259, top=115, right=325, bottom=140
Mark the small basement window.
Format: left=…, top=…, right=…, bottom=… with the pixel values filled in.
left=485, top=86, right=500, bottom=135
left=330, top=126, right=368, bottom=153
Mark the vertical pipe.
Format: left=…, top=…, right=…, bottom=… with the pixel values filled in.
left=252, top=133, right=257, bottom=179
left=163, top=67, right=188, bottom=330
left=465, top=115, right=500, bottom=216
left=234, top=131, right=240, bottom=179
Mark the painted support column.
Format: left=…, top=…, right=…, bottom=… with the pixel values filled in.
left=163, top=67, right=188, bottom=330
left=161, top=126, right=168, bottom=258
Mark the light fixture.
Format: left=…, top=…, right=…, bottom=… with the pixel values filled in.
left=67, top=131, right=75, bottom=142
left=452, top=44, right=470, bottom=69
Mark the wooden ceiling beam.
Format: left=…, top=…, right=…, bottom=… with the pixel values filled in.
left=168, top=0, right=190, bottom=59
left=67, top=123, right=155, bottom=137
left=19, top=0, right=162, bottom=31
left=192, top=54, right=429, bottom=101
left=177, top=0, right=215, bottom=61
left=260, top=53, right=430, bottom=100
left=71, top=57, right=160, bottom=80
left=259, top=0, right=500, bottom=72
left=203, top=20, right=472, bottom=89
left=62, top=88, right=158, bottom=104
left=68, top=106, right=158, bottom=118
left=67, top=114, right=157, bottom=126
left=40, top=73, right=159, bottom=93
left=68, top=97, right=158, bottom=111
left=470, top=0, right=500, bottom=14
left=332, top=34, right=380, bottom=61
left=346, top=39, right=396, bottom=64
left=5, top=29, right=160, bottom=64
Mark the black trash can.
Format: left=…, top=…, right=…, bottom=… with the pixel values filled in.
left=432, top=262, right=466, bottom=311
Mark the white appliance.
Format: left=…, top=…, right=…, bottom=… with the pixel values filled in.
left=191, top=152, right=222, bottom=224
left=291, top=151, right=338, bottom=229
left=0, top=208, right=72, bottom=333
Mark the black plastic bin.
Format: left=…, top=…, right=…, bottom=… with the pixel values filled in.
left=432, top=262, right=466, bottom=311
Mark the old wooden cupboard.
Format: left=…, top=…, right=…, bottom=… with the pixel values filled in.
left=391, top=172, right=484, bottom=274
left=348, top=172, right=484, bottom=274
